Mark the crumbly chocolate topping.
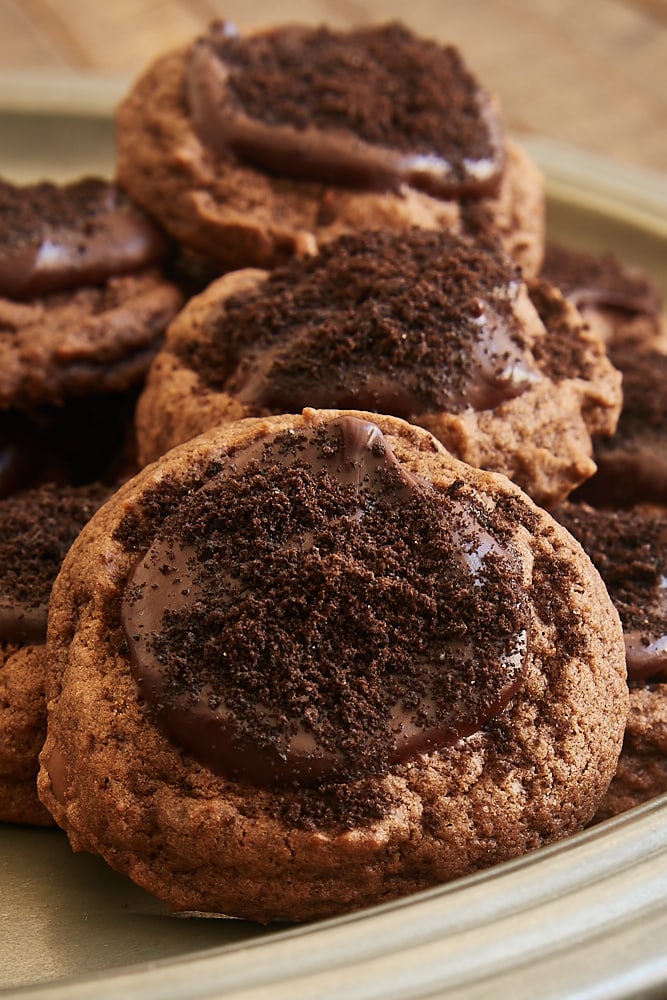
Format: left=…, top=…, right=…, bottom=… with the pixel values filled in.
left=528, top=278, right=597, bottom=382
left=277, top=776, right=400, bottom=831
left=185, top=229, right=535, bottom=415
left=113, top=474, right=210, bottom=554
left=530, top=545, right=588, bottom=661
left=603, top=346, right=667, bottom=445
left=542, top=243, right=662, bottom=318
left=0, top=177, right=169, bottom=299
left=0, top=482, right=111, bottom=644
left=554, top=502, right=667, bottom=645
left=206, top=22, right=497, bottom=167
left=0, top=177, right=113, bottom=247
left=121, top=420, right=530, bottom=792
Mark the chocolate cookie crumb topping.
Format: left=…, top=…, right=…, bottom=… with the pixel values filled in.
left=122, top=417, right=530, bottom=788
left=528, top=279, right=597, bottom=382
left=554, top=503, right=667, bottom=681
left=0, top=177, right=169, bottom=299
left=530, top=547, right=588, bottom=662
left=186, top=21, right=505, bottom=198
left=542, top=243, right=662, bottom=318
left=0, top=482, right=111, bottom=645
left=606, top=346, right=667, bottom=443
left=185, top=230, right=539, bottom=416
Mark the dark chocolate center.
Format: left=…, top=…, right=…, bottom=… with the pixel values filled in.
left=121, top=416, right=530, bottom=788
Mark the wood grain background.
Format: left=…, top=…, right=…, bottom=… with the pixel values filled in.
left=0, top=0, right=666, bottom=174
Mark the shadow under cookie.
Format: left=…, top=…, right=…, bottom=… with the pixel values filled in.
left=0, top=482, right=112, bottom=825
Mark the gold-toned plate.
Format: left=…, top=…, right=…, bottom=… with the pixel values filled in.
left=1, top=79, right=667, bottom=1000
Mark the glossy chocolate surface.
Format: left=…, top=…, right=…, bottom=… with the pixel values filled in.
left=122, top=417, right=530, bottom=788
left=0, top=178, right=169, bottom=300
left=189, top=230, right=541, bottom=418
left=186, top=21, right=505, bottom=199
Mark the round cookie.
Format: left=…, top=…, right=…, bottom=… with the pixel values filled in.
left=39, top=409, right=627, bottom=922
left=136, top=229, right=621, bottom=507
left=0, top=176, right=183, bottom=409
left=0, top=481, right=111, bottom=825
left=553, top=501, right=667, bottom=821
left=541, top=242, right=664, bottom=349
left=115, top=21, right=545, bottom=277
left=574, top=343, right=667, bottom=508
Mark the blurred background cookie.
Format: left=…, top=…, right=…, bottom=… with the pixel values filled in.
left=115, top=21, right=545, bottom=277
left=0, top=176, right=183, bottom=411
left=0, top=481, right=111, bottom=825
left=574, top=343, right=667, bottom=509
left=540, top=244, right=667, bottom=509
left=554, top=501, right=667, bottom=822
left=541, top=242, right=664, bottom=349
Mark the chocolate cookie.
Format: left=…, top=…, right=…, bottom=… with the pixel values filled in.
left=542, top=242, right=663, bottom=348
left=136, top=229, right=621, bottom=507
left=575, top=344, right=667, bottom=508
left=0, top=177, right=183, bottom=409
left=0, top=482, right=111, bottom=825
left=39, top=410, right=627, bottom=922
left=553, top=502, right=667, bottom=821
left=115, top=21, right=545, bottom=277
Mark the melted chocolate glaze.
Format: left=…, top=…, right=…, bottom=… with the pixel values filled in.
left=122, top=416, right=530, bottom=788
left=186, top=21, right=505, bottom=199
left=554, top=502, right=667, bottom=682
left=186, top=230, right=540, bottom=417
left=0, top=177, right=169, bottom=300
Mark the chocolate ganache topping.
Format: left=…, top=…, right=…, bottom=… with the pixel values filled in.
left=121, top=416, right=530, bottom=788
left=186, top=21, right=505, bottom=199
left=555, top=503, right=667, bottom=682
left=0, top=482, right=111, bottom=646
left=0, top=177, right=169, bottom=300
left=187, top=230, right=540, bottom=417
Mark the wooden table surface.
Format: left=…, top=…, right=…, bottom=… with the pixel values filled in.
left=0, top=0, right=666, bottom=176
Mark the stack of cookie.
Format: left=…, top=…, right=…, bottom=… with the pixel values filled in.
left=1, top=19, right=664, bottom=924
left=0, top=176, right=184, bottom=827
left=542, top=243, right=667, bottom=823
